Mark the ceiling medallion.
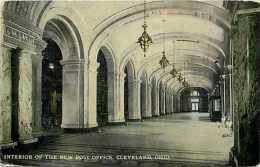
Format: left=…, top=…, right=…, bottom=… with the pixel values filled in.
left=137, top=0, right=153, bottom=57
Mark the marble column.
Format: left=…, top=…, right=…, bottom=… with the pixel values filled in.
left=168, top=94, right=171, bottom=114
left=167, top=92, right=171, bottom=114
left=0, top=45, right=14, bottom=147
left=110, top=73, right=125, bottom=123
left=31, top=54, right=42, bottom=136
left=18, top=50, right=37, bottom=142
left=220, top=81, right=225, bottom=122
left=155, top=86, right=160, bottom=116
left=160, top=89, right=166, bottom=115
left=84, top=62, right=98, bottom=128
left=170, top=94, right=173, bottom=114
left=61, top=59, right=85, bottom=129
left=128, top=79, right=141, bottom=120
left=145, top=83, right=152, bottom=118
left=172, top=95, right=175, bottom=113
left=140, top=80, right=147, bottom=118
left=165, top=92, right=168, bottom=114
left=152, top=84, right=159, bottom=116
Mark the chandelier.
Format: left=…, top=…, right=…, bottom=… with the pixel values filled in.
left=159, top=19, right=169, bottom=69
left=137, top=0, right=153, bottom=57
left=170, top=64, right=178, bottom=78
left=182, top=62, right=190, bottom=87
left=159, top=51, right=170, bottom=69
left=177, top=72, right=184, bottom=82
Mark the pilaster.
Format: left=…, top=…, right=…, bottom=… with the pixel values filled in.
left=160, top=89, right=166, bottom=115
left=145, top=83, right=152, bottom=118
left=155, top=86, right=160, bottom=116
left=128, top=79, right=141, bottom=120
left=152, top=85, right=160, bottom=116
left=109, top=73, right=125, bottom=123
left=83, top=62, right=98, bottom=128
left=61, top=59, right=85, bottom=129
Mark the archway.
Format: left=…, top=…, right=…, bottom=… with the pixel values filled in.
left=140, top=72, right=148, bottom=118
left=41, top=17, right=84, bottom=130
left=42, top=39, right=62, bottom=130
left=96, top=50, right=108, bottom=126
left=159, top=81, right=164, bottom=115
left=151, top=77, right=157, bottom=116
left=124, top=68, right=129, bottom=120
left=123, top=61, right=135, bottom=121
left=180, top=87, right=209, bottom=113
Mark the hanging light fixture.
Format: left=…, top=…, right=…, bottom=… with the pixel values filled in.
left=182, top=62, right=190, bottom=87
left=170, top=40, right=178, bottom=78
left=159, top=19, right=169, bottom=69
left=159, top=51, right=169, bottom=69
left=177, top=72, right=184, bottom=82
left=137, top=0, right=153, bottom=57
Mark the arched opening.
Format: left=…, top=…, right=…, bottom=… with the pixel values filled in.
left=140, top=72, right=147, bottom=118
left=96, top=50, right=108, bottom=126
left=159, top=81, right=164, bottom=115
left=180, top=87, right=208, bottom=113
left=151, top=77, right=157, bottom=116
left=41, top=39, right=63, bottom=130
left=41, top=17, right=83, bottom=130
left=123, top=61, right=135, bottom=121
left=124, top=68, right=129, bottom=120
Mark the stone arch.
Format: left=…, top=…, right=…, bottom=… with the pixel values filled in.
left=123, top=60, right=136, bottom=120
left=38, top=4, right=87, bottom=60
left=159, top=80, right=166, bottom=115
left=96, top=46, right=116, bottom=126
left=140, top=71, right=148, bottom=118
left=151, top=76, right=158, bottom=116
left=41, top=16, right=85, bottom=129
left=42, top=16, right=83, bottom=60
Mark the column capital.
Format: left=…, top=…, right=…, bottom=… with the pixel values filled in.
left=19, top=49, right=35, bottom=60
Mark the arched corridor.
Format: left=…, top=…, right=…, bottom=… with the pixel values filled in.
left=1, top=1, right=260, bottom=167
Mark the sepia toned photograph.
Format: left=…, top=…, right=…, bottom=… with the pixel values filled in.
left=0, top=0, right=260, bottom=166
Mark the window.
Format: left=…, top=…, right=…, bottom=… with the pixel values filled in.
left=192, top=102, right=199, bottom=111
left=190, top=90, right=199, bottom=96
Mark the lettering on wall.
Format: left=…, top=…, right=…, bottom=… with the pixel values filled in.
left=4, top=25, right=35, bottom=46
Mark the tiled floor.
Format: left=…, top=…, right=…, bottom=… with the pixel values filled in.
left=2, top=112, right=233, bottom=167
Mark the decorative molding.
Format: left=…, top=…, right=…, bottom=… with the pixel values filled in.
left=3, top=22, right=45, bottom=53
left=5, top=24, right=34, bottom=46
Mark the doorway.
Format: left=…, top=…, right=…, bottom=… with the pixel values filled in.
left=96, top=50, right=108, bottom=126
left=41, top=39, right=62, bottom=130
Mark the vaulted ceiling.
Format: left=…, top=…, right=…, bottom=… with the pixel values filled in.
left=3, top=0, right=231, bottom=92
